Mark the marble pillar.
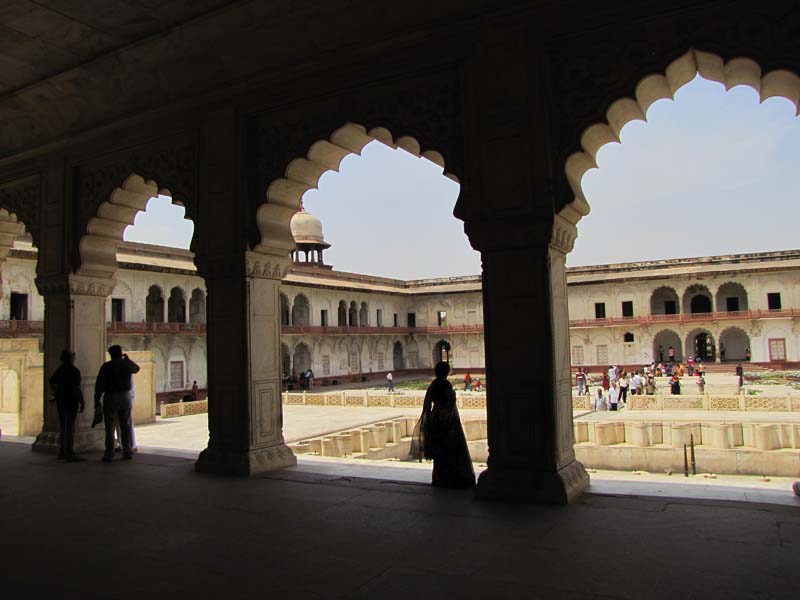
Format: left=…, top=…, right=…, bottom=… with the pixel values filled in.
left=32, top=275, right=116, bottom=453
left=195, top=252, right=296, bottom=475
left=475, top=215, right=589, bottom=504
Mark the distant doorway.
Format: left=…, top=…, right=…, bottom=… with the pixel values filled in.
left=433, top=340, right=451, bottom=364
left=692, top=332, right=715, bottom=361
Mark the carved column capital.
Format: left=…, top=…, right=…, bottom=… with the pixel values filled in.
left=36, top=274, right=117, bottom=298
left=549, top=213, right=578, bottom=255
left=245, top=251, right=290, bottom=280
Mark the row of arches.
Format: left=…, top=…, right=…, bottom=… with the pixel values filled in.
left=650, top=283, right=748, bottom=316
left=145, top=286, right=206, bottom=324
left=651, top=327, right=750, bottom=363
left=280, top=294, right=375, bottom=327
left=278, top=338, right=457, bottom=378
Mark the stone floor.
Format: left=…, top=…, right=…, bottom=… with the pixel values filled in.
left=1, top=441, right=798, bottom=599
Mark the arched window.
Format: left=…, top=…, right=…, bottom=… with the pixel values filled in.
left=280, top=294, right=290, bottom=326
left=189, top=288, right=206, bottom=324
left=359, top=302, right=369, bottom=326
left=392, top=341, right=405, bottom=370
left=623, top=332, right=634, bottom=343
left=683, top=284, right=713, bottom=314
left=146, top=285, right=165, bottom=323
left=349, top=301, right=358, bottom=327
left=716, top=282, right=749, bottom=312
left=649, top=286, right=680, bottom=315
left=168, top=287, right=186, bottom=323
left=337, top=300, right=347, bottom=326
left=291, top=294, right=310, bottom=326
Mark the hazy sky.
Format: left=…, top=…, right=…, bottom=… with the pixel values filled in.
left=125, top=75, right=800, bottom=276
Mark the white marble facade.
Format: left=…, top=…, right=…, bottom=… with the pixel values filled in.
left=3, top=243, right=800, bottom=395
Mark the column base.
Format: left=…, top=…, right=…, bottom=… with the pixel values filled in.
left=32, top=427, right=104, bottom=453
left=195, top=443, right=297, bottom=476
left=476, top=460, right=590, bottom=505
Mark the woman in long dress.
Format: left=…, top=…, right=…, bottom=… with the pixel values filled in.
left=410, top=361, right=475, bottom=488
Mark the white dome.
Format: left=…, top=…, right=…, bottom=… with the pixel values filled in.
left=290, top=209, right=326, bottom=245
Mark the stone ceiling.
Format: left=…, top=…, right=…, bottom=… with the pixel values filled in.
left=0, top=0, right=234, bottom=97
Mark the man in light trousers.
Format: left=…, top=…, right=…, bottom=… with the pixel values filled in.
left=94, top=345, right=140, bottom=462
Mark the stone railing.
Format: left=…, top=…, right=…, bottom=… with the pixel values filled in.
left=280, top=324, right=484, bottom=335
left=108, top=321, right=206, bottom=335
left=569, top=308, right=800, bottom=328
left=289, top=416, right=488, bottom=458
left=282, top=390, right=487, bottom=410
left=574, top=420, right=800, bottom=453
left=572, top=394, right=800, bottom=412
left=0, top=319, right=44, bottom=336
left=160, top=399, right=208, bottom=418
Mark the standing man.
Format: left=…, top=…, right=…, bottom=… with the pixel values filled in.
left=49, top=350, right=85, bottom=462
left=94, top=345, right=140, bottom=462
left=668, top=345, right=675, bottom=363
left=720, top=342, right=726, bottom=362
left=192, top=380, right=199, bottom=402
left=575, top=368, right=586, bottom=396
left=658, top=345, right=664, bottom=363
left=464, top=372, right=472, bottom=391
left=386, top=371, right=394, bottom=392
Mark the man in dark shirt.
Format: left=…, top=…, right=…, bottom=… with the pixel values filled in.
left=49, top=349, right=84, bottom=461
left=94, top=345, right=139, bottom=461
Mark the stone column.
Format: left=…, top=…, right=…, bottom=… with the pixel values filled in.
left=195, top=252, right=296, bottom=475
left=33, top=274, right=116, bottom=452
left=474, top=214, right=589, bottom=504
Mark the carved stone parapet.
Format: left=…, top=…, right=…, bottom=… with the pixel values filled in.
left=195, top=443, right=297, bottom=476
left=245, top=251, right=290, bottom=280
left=36, top=274, right=117, bottom=298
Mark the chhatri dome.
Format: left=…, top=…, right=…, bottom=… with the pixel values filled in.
left=289, top=202, right=331, bottom=269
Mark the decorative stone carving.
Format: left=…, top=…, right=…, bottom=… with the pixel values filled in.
left=0, top=176, right=41, bottom=244
left=35, top=275, right=117, bottom=298
left=245, top=252, right=291, bottom=280
left=76, top=141, right=198, bottom=236
left=550, top=214, right=579, bottom=254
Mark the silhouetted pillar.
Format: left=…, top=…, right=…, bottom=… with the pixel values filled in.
left=195, top=252, right=296, bottom=475
left=33, top=275, right=115, bottom=452
left=471, top=214, right=589, bottom=504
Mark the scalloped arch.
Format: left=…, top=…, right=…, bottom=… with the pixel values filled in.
left=256, top=122, right=459, bottom=255
left=80, top=173, right=192, bottom=278
left=0, top=209, right=27, bottom=261
left=563, top=49, right=800, bottom=224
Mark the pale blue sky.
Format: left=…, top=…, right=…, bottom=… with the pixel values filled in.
left=125, top=75, right=800, bottom=276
